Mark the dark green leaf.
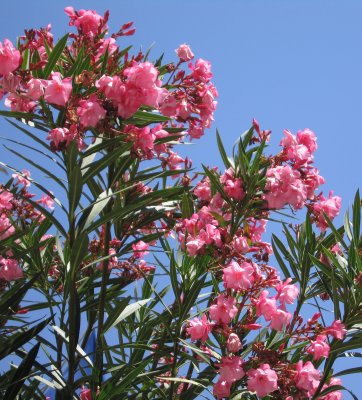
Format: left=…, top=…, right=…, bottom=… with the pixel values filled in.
left=43, top=34, right=69, bottom=78
left=4, top=343, right=40, bottom=400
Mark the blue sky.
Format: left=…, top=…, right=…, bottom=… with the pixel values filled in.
left=0, top=1, right=361, bottom=398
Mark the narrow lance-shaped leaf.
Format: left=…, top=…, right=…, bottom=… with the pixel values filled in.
left=4, top=343, right=41, bottom=400
left=43, top=33, right=69, bottom=78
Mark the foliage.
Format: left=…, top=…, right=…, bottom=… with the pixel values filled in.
left=0, top=6, right=360, bottom=400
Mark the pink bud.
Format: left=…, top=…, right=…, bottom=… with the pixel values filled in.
left=175, top=44, right=194, bottom=62
left=227, top=333, right=242, bottom=353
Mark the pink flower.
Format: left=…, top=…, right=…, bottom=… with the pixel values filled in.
left=97, top=249, right=118, bottom=271
left=95, top=37, right=118, bottom=60
left=265, top=165, right=307, bottom=209
left=77, top=95, right=106, bottom=127
left=186, top=237, right=205, bottom=256
left=233, top=236, right=249, bottom=253
left=227, top=333, right=242, bottom=353
left=281, top=129, right=314, bottom=166
left=247, top=218, right=267, bottom=242
left=187, top=314, right=212, bottom=342
left=159, top=94, right=179, bottom=117
left=132, top=240, right=149, bottom=258
left=47, top=127, right=69, bottom=148
left=213, top=379, right=231, bottom=399
left=135, top=127, right=156, bottom=153
left=200, top=224, right=222, bottom=247
left=0, top=214, right=15, bottom=240
left=79, top=388, right=92, bottom=400
left=255, top=290, right=277, bottom=321
left=12, top=169, right=31, bottom=187
left=295, top=361, right=321, bottom=393
left=223, top=177, right=244, bottom=200
left=26, top=79, right=47, bottom=100
left=209, top=295, right=238, bottom=324
left=223, top=260, right=254, bottom=291
left=1, top=72, right=21, bottom=92
left=0, top=190, right=13, bottom=212
left=276, top=278, right=299, bottom=306
left=38, top=194, right=54, bottom=210
left=304, top=168, right=325, bottom=199
left=220, top=168, right=244, bottom=200
left=247, top=363, right=278, bottom=398
left=218, top=355, right=245, bottom=383
left=189, top=58, right=213, bottom=83
left=65, top=7, right=105, bottom=37
left=124, top=61, right=159, bottom=88
left=307, top=335, right=330, bottom=360
left=320, top=378, right=343, bottom=400
left=0, top=257, right=23, bottom=281
left=5, top=93, right=37, bottom=112
left=44, top=73, right=72, bottom=107
left=175, top=44, right=194, bottom=62
left=325, top=320, right=347, bottom=340
left=269, top=309, right=292, bottom=331
left=311, top=192, right=342, bottom=231
left=152, top=125, right=169, bottom=154
left=194, top=180, right=212, bottom=201
left=297, top=128, right=317, bottom=153
left=199, top=86, right=217, bottom=128
left=0, top=39, right=21, bottom=76
left=97, top=63, right=164, bottom=119
left=188, top=124, right=204, bottom=139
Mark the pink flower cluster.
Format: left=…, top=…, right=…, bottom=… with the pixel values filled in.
left=159, top=57, right=217, bottom=140
left=0, top=189, right=15, bottom=241
left=0, top=256, right=23, bottom=281
left=179, top=124, right=346, bottom=399
left=0, top=39, right=21, bottom=77
left=0, top=7, right=217, bottom=160
left=0, top=170, right=59, bottom=283
left=310, top=191, right=342, bottom=231
left=264, top=128, right=341, bottom=230
left=96, top=62, right=165, bottom=119
left=64, top=7, right=108, bottom=38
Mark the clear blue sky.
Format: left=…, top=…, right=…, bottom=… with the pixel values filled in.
left=0, top=1, right=361, bottom=398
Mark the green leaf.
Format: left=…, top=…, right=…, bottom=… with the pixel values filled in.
left=352, top=190, right=361, bottom=242
left=103, top=297, right=131, bottom=334
left=68, top=164, right=83, bottom=215
left=100, top=45, right=110, bottom=75
left=4, top=343, right=41, bottom=400
left=0, top=316, right=52, bottom=360
left=0, top=275, right=39, bottom=317
left=216, top=129, right=232, bottom=169
left=318, top=385, right=344, bottom=397
left=126, top=110, right=171, bottom=124
left=97, top=359, right=150, bottom=398
left=78, top=189, right=112, bottom=232
left=3, top=146, right=67, bottom=191
left=82, top=142, right=133, bottom=183
left=43, top=33, right=69, bottom=78
left=70, top=233, right=89, bottom=274
left=52, top=325, right=93, bottom=367
left=67, top=46, right=85, bottom=77
left=0, top=111, right=43, bottom=120
left=334, top=366, right=362, bottom=376
left=103, top=298, right=152, bottom=333
left=13, top=192, right=67, bottom=237
left=272, top=235, right=291, bottom=279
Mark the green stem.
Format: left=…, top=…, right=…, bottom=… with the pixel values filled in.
left=93, top=163, right=114, bottom=389
left=67, top=212, right=77, bottom=396
left=93, top=219, right=111, bottom=385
